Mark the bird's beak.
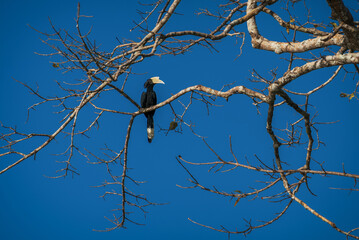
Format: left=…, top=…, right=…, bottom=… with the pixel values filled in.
left=153, top=78, right=165, bottom=84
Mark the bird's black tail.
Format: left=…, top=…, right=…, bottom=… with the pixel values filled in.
left=147, top=115, right=154, bottom=143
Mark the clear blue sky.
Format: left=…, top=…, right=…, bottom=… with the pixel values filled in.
left=1, top=1, right=358, bottom=240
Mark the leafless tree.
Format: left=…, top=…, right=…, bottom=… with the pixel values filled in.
left=1, top=0, right=359, bottom=238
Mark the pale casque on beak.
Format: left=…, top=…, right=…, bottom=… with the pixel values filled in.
left=150, top=76, right=165, bottom=84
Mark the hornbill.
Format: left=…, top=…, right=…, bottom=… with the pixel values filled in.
left=141, top=76, right=165, bottom=143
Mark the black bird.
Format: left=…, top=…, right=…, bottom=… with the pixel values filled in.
left=141, top=76, right=165, bottom=143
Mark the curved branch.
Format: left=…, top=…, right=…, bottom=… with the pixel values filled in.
left=247, top=0, right=344, bottom=53
left=179, top=155, right=359, bottom=180
left=276, top=52, right=359, bottom=88
left=262, top=7, right=328, bottom=36
left=164, top=0, right=275, bottom=40
left=136, top=84, right=268, bottom=116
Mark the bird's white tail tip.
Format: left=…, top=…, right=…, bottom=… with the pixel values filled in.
left=147, top=127, right=154, bottom=142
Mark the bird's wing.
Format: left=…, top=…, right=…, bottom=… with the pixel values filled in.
left=141, top=91, right=147, bottom=108
left=147, top=91, right=157, bottom=114
left=153, top=91, right=157, bottom=106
